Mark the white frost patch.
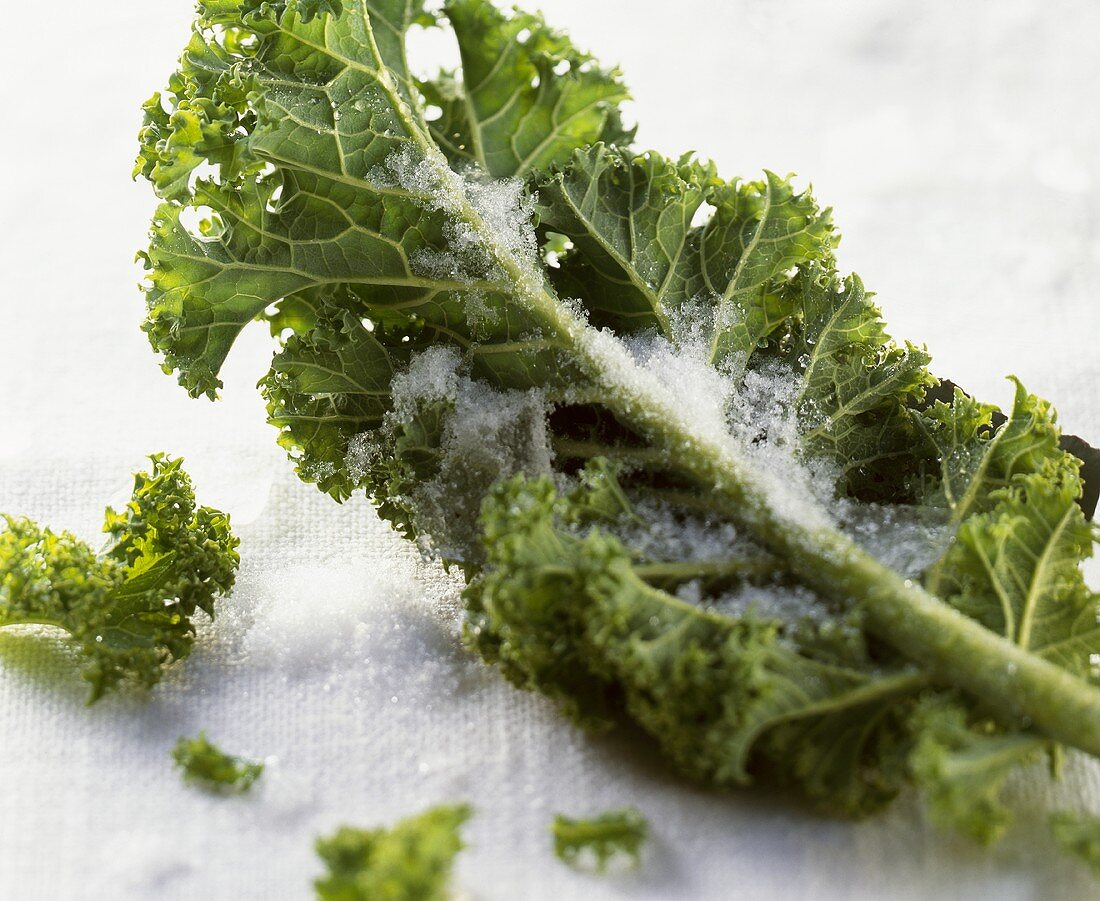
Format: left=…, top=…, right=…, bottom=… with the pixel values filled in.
left=567, top=323, right=948, bottom=616
left=388, top=346, right=463, bottom=421
left=837, top=499, right=952, bottom=579
left=370, top=147, right=459, bottom=212
left=619, top=497, right=750, bottom=564
left=462, top=172, right=539, bottom=268
left=360, top=144, right=936, bottom=592
left=729, top=359, right=842, bottom=512
left=462, top=291, right=502, bottom=334
left=620, top=329, right=736, bottom=450
left=675, top=579, right=705, bottom=606
left=348, top=347, right=554, bottom=562
left=373, top=147, right=541, bottom=297
left=574, top=324, right=836, bottom=535
left=711, top=582, right=831, bottom=625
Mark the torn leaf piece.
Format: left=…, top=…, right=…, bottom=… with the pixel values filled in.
left=172, top=732, right=264, bottom=794
left=552, top=807, right=648, bottom=873
left=314, top=804, right=472, bottom=900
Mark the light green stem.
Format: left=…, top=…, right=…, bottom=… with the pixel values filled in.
left=633, top=559, right=780, bottom=585
left=0, top=611, right=68, bottom=631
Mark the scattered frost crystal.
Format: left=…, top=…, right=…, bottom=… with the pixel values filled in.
left=365, top=348, right=555, bottom=563
left=462, top=291, right=501, bottom=333
left=713, top=582, right=832, bottom=626
left=567, top=322, right=951, bottom=626
left=675, top=580, right=704, bottom=606
left=345, top=433, right=381, bottom=486
left=837, top=500, right=952, bottom=579
left=360, top=146, right=944, bottom=625
left=617, top=497, right=747, bottom=565
left=376, top=147, right=541, bottom=293
left=389, top=346, right=463, bottom=419
left=576, top=324, right=836, bottom=534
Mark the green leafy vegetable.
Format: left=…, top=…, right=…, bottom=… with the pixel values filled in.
left=172, top=732, right=264, bottom=793
left=138, top=0, right=1100, bottom=867
left=0, top=455, right=239, bottom=701
left=440, top=0, right=632, bottom=177
left=552, top=807, right=648, bottom=872
left=908, top=697, right=1042, bottom=845
left=314, top=804, right=471, bottom=900
left=1050, top=811, right=1100, bottom=875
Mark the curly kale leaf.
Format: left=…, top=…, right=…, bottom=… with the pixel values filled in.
left=921, top=383, right=1100, bottom=661
left=173, top=732, right=264, bottom=793
left=537, top=147, right=837, bottom=356
left=908, top=698, right=1044, bottom=845
left=138, top=0, right=1100, bottom=867
left=314, top=804, right=471, bottom=901
left=135, top=0, right=625, bottom=400
left=552, top=807, right=648, bottom=873
left=0, top=456, right=239, bottom=701
left=466, top=469, right=925, bottom=813
left=535, top=146, right=717, bottom=338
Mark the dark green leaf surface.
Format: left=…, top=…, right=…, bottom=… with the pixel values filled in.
left=537, top=145, right=713, bottom=337
left=444, top=0, right=632, bottom=177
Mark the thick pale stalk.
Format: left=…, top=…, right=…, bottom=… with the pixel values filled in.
left=818, top=537, right=1100, bottom=757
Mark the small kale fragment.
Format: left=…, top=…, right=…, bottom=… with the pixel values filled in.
left=315, top=804, right=471, bottom=901
left=0, top=455, right=239, bottom=701
left=172, top=732, right=264, bottom=794
left=552, top=807, right=648, bottom=873
left=1050, top=811, right=1100, bottom=876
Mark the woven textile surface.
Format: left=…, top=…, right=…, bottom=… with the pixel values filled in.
left=1, top=1, right=1098, bottom=897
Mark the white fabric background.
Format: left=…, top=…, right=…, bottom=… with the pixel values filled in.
left=1, top=1, right=1098, bottom=898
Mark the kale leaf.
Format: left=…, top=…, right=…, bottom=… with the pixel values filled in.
left=137, top=0, right=1100, bottom=870
left=552, top=807, right=648, bottom=873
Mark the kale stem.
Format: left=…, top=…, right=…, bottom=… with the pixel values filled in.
left=429, top=138, right=1100, bottom=761
left=542, top=275, right=1100, bottom=756
left=814, top=530, right=1100, bottom=756
left=632, top=559, right=780, bottom=585
left=551, top=437, right=674, bottom=471
left=668, top=428, right=1100, bottom=757
left=0, top=612, right=68, bottom=632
